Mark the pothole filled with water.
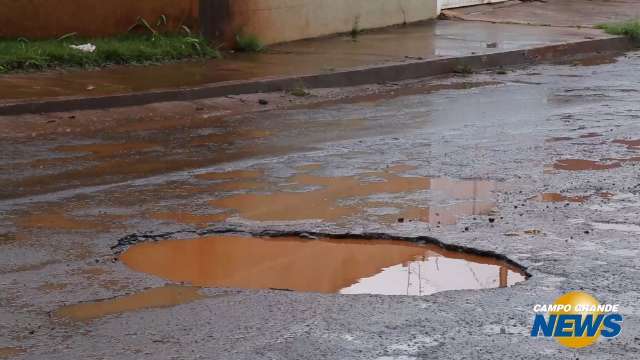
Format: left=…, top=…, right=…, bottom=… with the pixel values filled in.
left=120, top=234, right=527, bottom=296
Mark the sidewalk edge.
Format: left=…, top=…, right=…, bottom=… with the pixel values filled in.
left=0, top=36, right=634, bottom=116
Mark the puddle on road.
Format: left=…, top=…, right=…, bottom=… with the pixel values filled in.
left=121, top=235, right=526, bottom=295
left=38, top=282, right=68, bottom=291
left=147, top=167, right=495, bottom=227
left=0, top=347, right=25, bottom=359
left=534, top=193, right=588, bottom=203
left=613, top=139, right=640, bottom=150
left=206, top=170, right=496, bottom=224
left=301, top=81, right=502, bottom=108
left=54, top=285, right=204, bottom=322
left=150, top=212, right=230, bottom=227
left=565, top=53, right=619, bottom=67
left=196, top=169, right=263, bottom=181
left=190, top=129, right=271, bottom=146
left=547, top=136, right=574, bottom=142
left=54, top=142, right=160, bottom=157
left=17, top=212, right=107, bottom=231
left=210, top=172, right=429, bottom=221
left=546, top=133, right=602, bottom=143
left=552, top=159, right=621, bottom=171
left=533, top=192, right=613, bottom=203
left=579, top=132, right=602, bottom=139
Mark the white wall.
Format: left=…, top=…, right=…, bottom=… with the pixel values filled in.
left=229, top=0, right=439, bottom=45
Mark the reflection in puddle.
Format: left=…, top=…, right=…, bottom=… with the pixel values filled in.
left=209, top=172, right=429, bottom=221
left=205, top=171, right=495, bottom=224
left=121, top=235, right=526, bottom=295
left=55, top=285, right=204, bottom=321
left=552, top=159, right=621, bottom=171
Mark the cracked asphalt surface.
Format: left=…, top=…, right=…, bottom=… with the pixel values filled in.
left=2, top=51, right=640, bottom=359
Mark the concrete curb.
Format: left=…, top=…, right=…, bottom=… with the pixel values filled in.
left=0, top=36, right=635, bottom=116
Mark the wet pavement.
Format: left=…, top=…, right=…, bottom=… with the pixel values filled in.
left=2, top=50, right=640, bottom=359
left=445, top=0, right=639, bottom=27
left=0, top=20, right=611, bottom=102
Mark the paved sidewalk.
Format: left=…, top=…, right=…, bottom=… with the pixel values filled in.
left=444, top=0, right=640, bottom=27
left=0, top=20, right=612, bottom=103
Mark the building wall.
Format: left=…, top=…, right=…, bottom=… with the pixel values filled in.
left=203, top=0, right=438, bottom=46
left=440, top=0, right=507, bottom=10
left=0, top=0, right=199, bottom=39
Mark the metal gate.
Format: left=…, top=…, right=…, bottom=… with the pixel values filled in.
left=440, top=0, right=507, bottom=9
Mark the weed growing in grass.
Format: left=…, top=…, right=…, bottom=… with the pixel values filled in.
left=288, top=82, right=309, bottom=97
left=453, top=64, right=474, bottom=75
left=235, top=33, right=265, bottom=52
left=0, top=34, right=219, bottom=73
left=596, top=20, right=640, bottom=40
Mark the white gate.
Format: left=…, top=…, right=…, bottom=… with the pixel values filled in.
left=440, top=0, right=507, bottom=10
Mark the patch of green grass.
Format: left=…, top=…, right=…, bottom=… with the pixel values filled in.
left=0, top=34, right=219, bottom=73
left=596, top=20, right=640, bottom=40
left=235, top=33, right=265, bottom=52
left=453, top=64, right=473, bottom=75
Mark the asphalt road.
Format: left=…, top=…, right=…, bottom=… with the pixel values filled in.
left=1, top=51, right=640, bottom=359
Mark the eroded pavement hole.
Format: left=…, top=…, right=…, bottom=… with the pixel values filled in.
left=115, top=231, right=529, bottom=296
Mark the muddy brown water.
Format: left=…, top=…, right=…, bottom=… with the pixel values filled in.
left=613, top=139, right=640, bottom=150
left=552, top=159, right=621, bottom=171
left=534, top=193, right=588, bottom=203
left=0, top=347, right=25, bottom=359
left=533, top=192, right=614, bottom=203
left=55, top=285, right=205, bottom=322
left=203, top=170, right=496, bottom=224
left=54, top=142, right=160, bottom=157
left=120, top=235, right=526, bottom=296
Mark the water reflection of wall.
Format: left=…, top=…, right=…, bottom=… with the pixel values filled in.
left=420, top=178, right=496, bottom=225
left=341, top=252, right=525, bottom=296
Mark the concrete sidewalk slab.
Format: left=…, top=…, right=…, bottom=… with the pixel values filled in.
left=0, top=19, right=634, bottom=115
left=444, top=0, right=640, bottom=27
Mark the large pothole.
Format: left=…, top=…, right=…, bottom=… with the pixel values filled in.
left=118, top=232, right=528, bottom=296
